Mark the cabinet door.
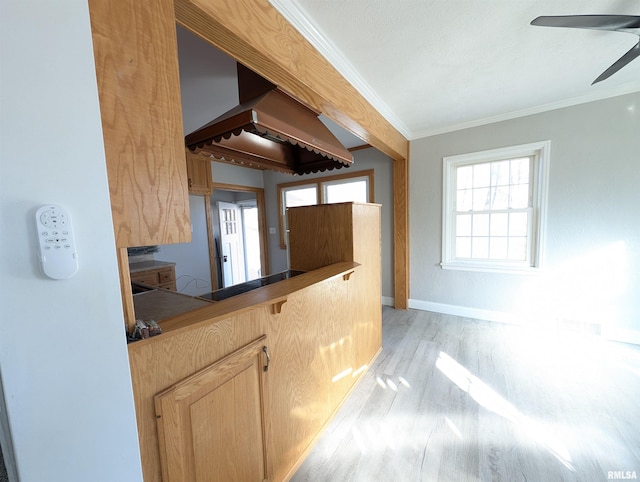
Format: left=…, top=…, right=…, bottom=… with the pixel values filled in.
left=186, top=152, right=213, bottom=195
left=155, top=336, right=271, bottom=482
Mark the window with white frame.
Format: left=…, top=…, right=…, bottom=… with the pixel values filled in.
left=442, top=141, right=550, bottom=272
left=278, top=170, right=374, bottom=248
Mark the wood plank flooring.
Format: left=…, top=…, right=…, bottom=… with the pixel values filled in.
left=291, top=307, right=640, bottom=482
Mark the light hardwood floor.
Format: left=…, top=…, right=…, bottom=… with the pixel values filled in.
left=292, top=307, right=640, bottom=482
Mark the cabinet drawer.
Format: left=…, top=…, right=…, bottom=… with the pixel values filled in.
left=158, top=270, right=174, bottom=283
left=131, top=271, right=160, bottom=286
left=159, top=281, right=177, bottom=291
left=130, top=265, right=176, bottom=291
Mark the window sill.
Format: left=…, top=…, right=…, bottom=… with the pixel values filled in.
left=440, top=261, right=542, bottom=275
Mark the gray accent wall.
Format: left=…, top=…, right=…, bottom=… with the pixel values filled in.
left=409, top=92, right=640, bottom=343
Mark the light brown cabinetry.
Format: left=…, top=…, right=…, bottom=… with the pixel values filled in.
left=128, top=203, right=382, bottom=482
left=88, top=0, right=191, bottom=248
left=155, top=336, right=270, bottom=482
left=288, top=202, right=382, bottom=368
left=130, top=263, right=177, bottom=291
left=186, top=152, right=213, bottom=195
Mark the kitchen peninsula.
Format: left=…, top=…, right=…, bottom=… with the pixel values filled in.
left=128, top=202, right=381, bottom=482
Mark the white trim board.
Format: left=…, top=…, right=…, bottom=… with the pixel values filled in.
left=409, top=299, right=640, bottom=346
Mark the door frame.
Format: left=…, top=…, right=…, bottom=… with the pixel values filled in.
left=206, top=182, right=270, bottom=290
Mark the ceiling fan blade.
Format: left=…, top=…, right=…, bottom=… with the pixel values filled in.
left=592, top=40, right=640, bottom=84
left=531, top=15, right=640, bottom=31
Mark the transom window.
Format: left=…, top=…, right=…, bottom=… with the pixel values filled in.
left=278, top=169, right=374, bottom=248
left=442, top=142, right=550, bottom=272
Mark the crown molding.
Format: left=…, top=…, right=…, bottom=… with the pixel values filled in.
left=411, top=81, right=640, bottom=139
left=268, top=0, right=411, bottom=139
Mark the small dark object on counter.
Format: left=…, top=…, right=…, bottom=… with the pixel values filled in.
left=127, top=318, right=162, bottom=343
left=146, top=319, right=162, bottom=336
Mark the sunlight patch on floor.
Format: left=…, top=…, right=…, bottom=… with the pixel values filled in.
left=436, top=351, right=576, bottom=472
left=445, top=416, right=464, bottom=440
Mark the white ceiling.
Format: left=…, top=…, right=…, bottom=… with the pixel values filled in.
left=268, top=0, right=640, bottom=139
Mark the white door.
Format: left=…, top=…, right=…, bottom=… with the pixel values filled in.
left=218, top=201, right=246, bottom=287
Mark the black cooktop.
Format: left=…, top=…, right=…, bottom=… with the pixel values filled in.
left=198, top=270, right=305, bottom=302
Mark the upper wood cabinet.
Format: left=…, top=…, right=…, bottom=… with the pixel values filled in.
left=154, top=336, right=271, bottom=482
left=185, top=152, right=213, bottom=195
left=89, top=0, right=191, bottom=248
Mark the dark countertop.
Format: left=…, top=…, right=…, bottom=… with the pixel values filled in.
left=133, top=289, right=213, bottom=323
left=129, top=260, right=176, bottom=273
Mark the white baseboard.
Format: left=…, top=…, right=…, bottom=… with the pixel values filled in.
left=408, top=299, right=532, bottom=325
left=382, top=296, right=395, bottom=307
left=408, top=298, right=640, bottom=346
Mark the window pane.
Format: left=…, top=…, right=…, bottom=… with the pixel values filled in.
left=472, top=213, right=489, bottom=236
left=509, top=212, right=528, bottom=237
left=456, top=237, right=471, bottom=258
left=473, top=163, right=491, bottom=188
left=490, top=237, right=508, bottom=259
left=491, top=160, right=510, bottom=186
left=472, top=187, right=490, bottom=211
left=490, top=213, right=508, bottom=236
left=490, top=185, right=509, bottom=210
left=472, top=237, right=489, bottom=259
left=508, top=237, right=527, bottom=261
left=325, top=179, right=367, bottom=204
left=509, top=184, right=529, bottom=209
left=457, top=165, right=473, bottom=189
left=510, top=157, right=530, bottom=184
left=457, top=189, right=473, bottom=211
left=456, top=214, right=472, bottom=236
left=285, top=187, right=317, bottom=208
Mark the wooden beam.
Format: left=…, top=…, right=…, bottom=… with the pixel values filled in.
left=393, top=156, right=410, bottom=309
left=174, top=0, right=410, bottom=308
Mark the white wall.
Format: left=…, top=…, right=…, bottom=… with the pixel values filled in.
left=212, top=161, right=264, bottom=188
left=262, top=148, right=395, bottom=301
left=0, top=2, right=143, bottom=481
left=410, top=92, right=640, bottom=343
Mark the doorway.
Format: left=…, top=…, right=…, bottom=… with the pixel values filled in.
left=216, top=199, right=262, bottom=287
left=210, top=183, right=269, bottom=289
left=217, top=200, right=246, bottom=287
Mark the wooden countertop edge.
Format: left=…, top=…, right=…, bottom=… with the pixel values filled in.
left=128, top=261, right=360, bottom=350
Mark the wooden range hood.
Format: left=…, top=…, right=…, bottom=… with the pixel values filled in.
left=185, top=64, right=354, bottom=175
